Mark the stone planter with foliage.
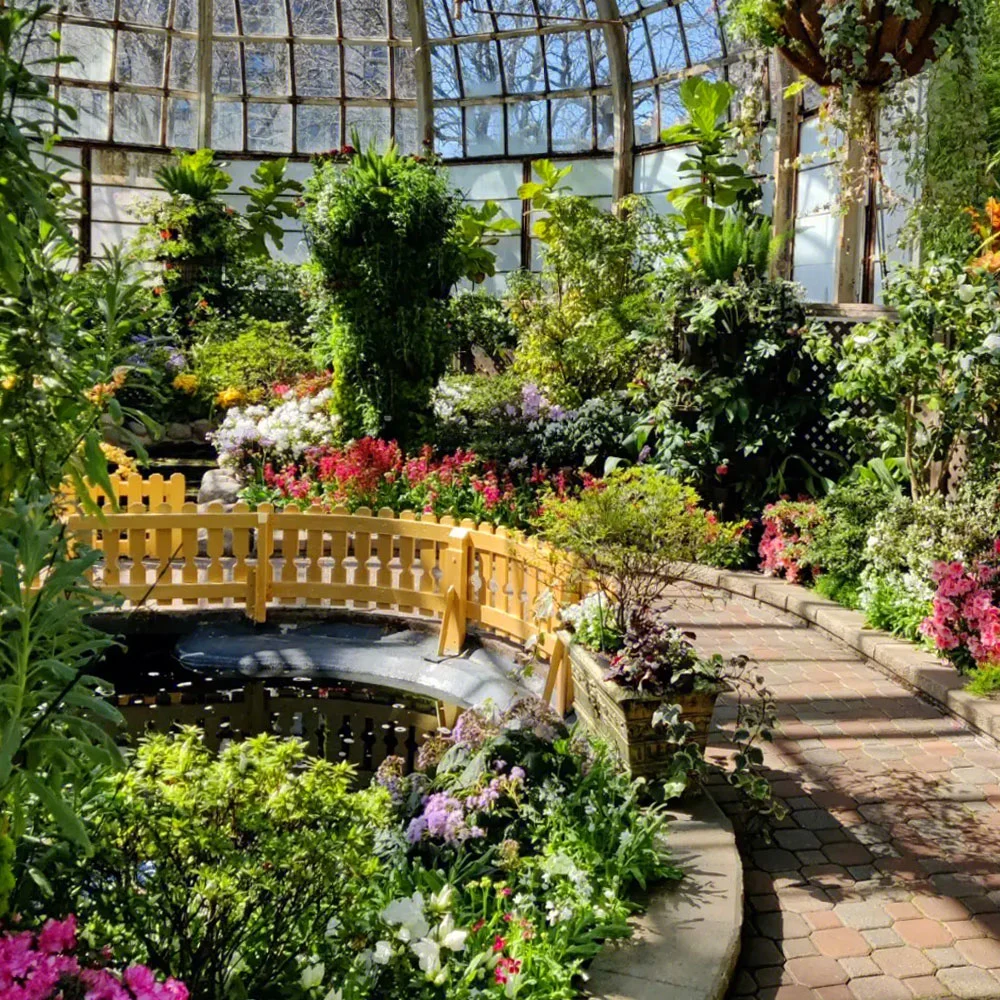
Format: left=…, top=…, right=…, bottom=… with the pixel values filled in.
left=564, top=633, right=722, bottom=779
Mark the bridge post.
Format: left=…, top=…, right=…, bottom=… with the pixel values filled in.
left=437, top=527, right=470, bottom=656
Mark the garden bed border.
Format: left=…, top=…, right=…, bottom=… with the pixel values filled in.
left=586, top=792, right=743, bottom=1000
left=678, top=564, right=1000, bottom=744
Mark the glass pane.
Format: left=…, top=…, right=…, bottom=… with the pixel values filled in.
left=394, top=106, right=418, bottom=152
left=459, top=43, right=502, bottom=98
left=212, top=100, right=244, bottom=150
left=248, top=102, right=292, bottom=151
left=169, top=38, right=198, bottom=92
left=120, top=0, right=169, bottom=25
left=345, top=45, right=389, bottom=98
left=391, top=0, right=411, bottom=38
left=645, top=8, right=686, bottom=75
left=345, top=105, right=391, bottom=148
left=545, top=32, right=591, bottom=91
left=589, top=29, right=609, bottom=86
left=633, top=86, right=656, bottom=145
left=167, top=97, right=197, bottom=147
left=62, top=0, right=115, bottom=17
left=60, top=87, right=109, bottom=140
left=465, top=104, right=503, bottom=157
left=433, top=105, right=463, bottom=157
left=116, top=31, right=166, bottom=87
left=174, top=0, right=198, bottom=30
left=394, top=46, right=416, bottom=99
left=60, top=25, right=114, bottom=83
left=502, top=36, right=543, bottom=95
left=550, top=96, right=591, bottom=152
left=297, top=105, right=340, bottom=152
left=596, top=92, right=614, bottom=148
left=627, top=19, right=654, bottom=82
left=291, top=0, right=338, bottom=34
left=342, top=0, right=388, bottom=38
left=245, top=42, right=290, bottom=96
left=424, top=0, right=452, bottom=39
left=213, top=42, right=242, bottom=95
left=295, top=44, right=341, bottom=98
left=680, top=0, right=724, bottom=65
left=430, top=47, right=462, bottom=100
left=507, top=99, right=547, bottom=155
left=238, top=0, right=287, bottom=35
left=493, top=0, right=537, bottom=34
left=214, top=0, right=238, bottom=34
left=658, top=81, right=684, bottom=130
left=114, top=92, right=162, bottom=144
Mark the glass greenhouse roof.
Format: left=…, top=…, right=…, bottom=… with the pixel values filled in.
left=17, top=0, right=737, bottom=157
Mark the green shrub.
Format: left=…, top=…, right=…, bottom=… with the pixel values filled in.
left=303, top=142, right=466, bottom=443
left=861, top=571, right=933, bottom=643
left=535, top=466, right=708, bottom=631
left=447, top=290, right=517, bottom=370
left=64, top=730, right=387, bottom=1000
left=804, top=481, right=888, bottom=593
left=192, top=319, right=313, bottom=399
left=966, top=664, right=1000, bottom=697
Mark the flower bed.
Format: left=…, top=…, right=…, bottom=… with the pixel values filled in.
left=33, top=700, right=680, bottom=1000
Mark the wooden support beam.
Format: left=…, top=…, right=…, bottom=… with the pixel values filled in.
left=406, top=0, right=436, bottom=150
left=594, top=0, right=633, bottom=203
left=196, top=0, right=214, bottom=149
left=771, top=55, right=799, bottom=281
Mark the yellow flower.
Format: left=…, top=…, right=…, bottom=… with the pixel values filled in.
left=0, top=374, right=16, bottom=391
left=172, top=372, right=200, bottom=394
left=100, top=442, right=138, bottom=475
left=216, top=387, right=246, bottom=409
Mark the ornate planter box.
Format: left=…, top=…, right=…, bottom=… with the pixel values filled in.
left=563, top=633, right=720, bottom=779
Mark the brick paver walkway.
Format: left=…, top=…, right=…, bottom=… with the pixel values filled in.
left=668, top=585, right=1000, bottom=1000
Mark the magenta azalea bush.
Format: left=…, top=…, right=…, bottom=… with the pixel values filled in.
left=0, top=915, right=188, bottom=1000
left=920, top=541, right=1000, bottom=674
left=758, top=499, right=822, bottom=583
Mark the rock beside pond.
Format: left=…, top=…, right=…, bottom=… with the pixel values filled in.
left=191, top=419, right=214, bottom=443
left=198, top=468, right=241, bottom=506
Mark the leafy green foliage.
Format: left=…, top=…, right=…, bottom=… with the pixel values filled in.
left=240, top=158, right=304, bottom=257
left=966, top=664, right=1000, bottom=697
left=446, top=291, right=518, bottom=370
left=192, top=319, right=314, bottom=399
left=61, top=731, right=387, bottom=1000
left=303, top=139, right=470, bottom=442
left=660, top=77, right=761, bottom=233
left=535, top=467, right=709, bottom=632
left=689, top=211, right=778, bottom=282
left=807, top=258, right=1000, bottom=498
left=0, top=501, right=123, bottom=913
left=453, top=201, right=518, bottom=283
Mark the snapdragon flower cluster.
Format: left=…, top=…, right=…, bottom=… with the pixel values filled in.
left=0, top=916, right=188, bottom=1000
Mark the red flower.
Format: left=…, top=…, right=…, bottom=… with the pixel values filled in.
left=163, top=261, right=174, bottom=270
left=152, top=286, right=165, bottom=297
left=159, top=229, right=172, bottom=240
left=492, top=935, right=506, bottom=953
left=716, top=463, right=729, bottom=476
left=197, top=298, right=209, bottom=310
left=471, top=919, right=485, bottom=932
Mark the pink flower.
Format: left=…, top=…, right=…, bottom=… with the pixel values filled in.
left=37, top=915, right=76, bottom=954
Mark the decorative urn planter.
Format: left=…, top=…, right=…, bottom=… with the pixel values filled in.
left=562, top=633, right=722, bottom=779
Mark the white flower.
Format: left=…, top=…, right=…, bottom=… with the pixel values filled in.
left=430, top=885, right=454, bottom=911
left=435, top=913, right=468, bottom=953
left=324, top=990, right=343, bottom=1000
left=957, top=282, right=977, bottom=303
left=410, top=937, right=442, bottom=975
left=382, top=892, right=430, bottom=941
left=985, top=333, right=1000, bottom=352
left=373, top=939, right=393, bottom=965
left=300, top=962, right=326, bottom=989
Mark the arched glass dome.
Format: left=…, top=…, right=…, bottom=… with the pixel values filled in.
left=20, top=0, right=740, bottom=157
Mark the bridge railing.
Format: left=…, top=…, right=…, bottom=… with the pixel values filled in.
left=67, top=492, right=581, bottom=712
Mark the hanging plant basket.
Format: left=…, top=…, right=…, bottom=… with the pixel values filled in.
left=775, top=0, right=960, bottom=90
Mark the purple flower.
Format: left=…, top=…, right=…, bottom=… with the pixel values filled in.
left=509, top=766, right=526, bottom=782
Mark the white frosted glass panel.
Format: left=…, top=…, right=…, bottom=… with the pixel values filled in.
left=240, top=0, right=288, bottom=35
left=116, top=31, right=165, bottom=86
left=245, top=43, right=290, bottom=97
left=394, top=47, right=417, bottom=99
left=797, top=168, right=835, bottom=216
left=345, top=45, right=389, bottom=98
left=295, top=44, right=341, bottom=97
left=633, top=87, right=657, bottom=146
left=394, top=107, right=418, bottom=152
left=170, top=39, right=198, bottom=92
left=554, top=158, right=613, bottom=196
left=433, top=105, right=463, bottom=157
left=459, top=43, right=503, bottom=98
left=120, top=0, right=169, bottom=25
left=92, top=220, right=142, bottom=252
left=551, top=98, right=592, bottom=153
left=634, top=146, right=687, bottom=192
left=799, top=118, right=840, bottom=162
left=448, top=163, right=522, bottom=200
left=793, top=264, right=834, bottom=304
left=291, top=0, right=338, bottom=35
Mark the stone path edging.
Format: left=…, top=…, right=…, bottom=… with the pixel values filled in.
left=678, top=565, right=1000, bottom=746
left=587, top=793, right=743, bottom=1000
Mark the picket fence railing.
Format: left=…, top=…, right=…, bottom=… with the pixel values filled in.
left=70, top=474, right=580, bottom=712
